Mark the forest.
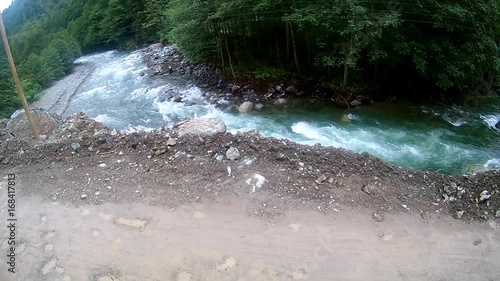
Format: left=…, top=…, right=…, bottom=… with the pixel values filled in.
left=1, top=0, right=499, bottom=118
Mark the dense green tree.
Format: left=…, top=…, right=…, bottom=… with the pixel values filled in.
left=0, top=49, right=19, bottom=118
left=0, top=0, right=499, bottom=118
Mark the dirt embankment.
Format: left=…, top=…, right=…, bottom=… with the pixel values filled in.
left=0, top=113, right=499, bottom=222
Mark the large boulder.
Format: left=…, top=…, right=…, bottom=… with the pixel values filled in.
left=238, top=101, right=254, bottom=113
left=66, top=112, right=108, bottom=135
left=7, top=109, right=59, bottom=139
left=495, top=120, right=500, bottom=129
left=175, top=118, right=226, bottom=137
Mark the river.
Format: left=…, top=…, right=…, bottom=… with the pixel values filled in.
left=64, top=49, right=500, bottom=174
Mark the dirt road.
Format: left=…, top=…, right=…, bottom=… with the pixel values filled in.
left=1, top=178, right=499, bottom=281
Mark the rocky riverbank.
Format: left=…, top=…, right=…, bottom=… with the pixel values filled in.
left=1, top=112, right=499, bottom=223
left=141, top=43, right=373, bottom=112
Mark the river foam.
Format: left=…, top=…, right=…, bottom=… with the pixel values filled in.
left=63, top=49, right=500, bottom=174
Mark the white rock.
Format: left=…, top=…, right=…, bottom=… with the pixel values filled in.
left=175, top=118, right=226, bottom=137
left=226, top=147, right=241, bottom=161
left=167, top=138, right=177, bottom=146
left=479, top=190, right=491, bottom=202
left=275, top=98, right=288, bottom=105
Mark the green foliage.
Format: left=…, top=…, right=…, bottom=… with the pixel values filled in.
left=251, top=64, right=289, bottom=80
left=0, top=51, right=19, bottom=118
left=0, top=0, right=499, bottom=119
left=166, top=0, right=219, bottom=63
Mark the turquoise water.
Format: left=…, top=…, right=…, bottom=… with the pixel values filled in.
left=65, top=49, right=500, bottom=174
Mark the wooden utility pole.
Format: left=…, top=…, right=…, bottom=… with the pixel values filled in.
left=0, top=12, right=39, bottom=140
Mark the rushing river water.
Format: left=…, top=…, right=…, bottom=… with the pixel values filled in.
left=65, top=49, right=500, bottom=174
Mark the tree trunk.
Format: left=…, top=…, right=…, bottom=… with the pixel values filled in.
left=216, top=21, right=225, bottom=68
left=275, top=36, right=280, bottom=64
left=289, top=22, right=300, bottom=75
left=286, top=23, right=290, bottom=61
left=225, top=38, right=235, bottom=78
left=342, top=36, right=353, bottom=89
left=220, top=39, right=225, bottom=68
left=343, top=63, right=348, bottom=89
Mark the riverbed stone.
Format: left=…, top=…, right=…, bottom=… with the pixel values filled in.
left=238, top=101, right=254, bottom=113
left=174, top=118, right=226, bottom=137
left=255, top=103, right=264, bottom=110
left=285, top=85, right=297, bottom=94
left=275, top=98, right=288, bottom=105
left=350, top=100, right=362, bottom=107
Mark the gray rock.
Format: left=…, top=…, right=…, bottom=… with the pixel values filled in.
left=215, top=155, right=224, bottom=162
left=479, top=190, right=491, bottom=203
left=285, top=85, right=297, bottom=94
left=372, top=213, right=384, bottom=222
left=7, top=109, right=59, bottom=139
left=496, top=210, right=500, bottom=218
left=175, top=118, right=226, bottom=137
left=420, top=211, right=429, bottom=219
left=166, top=138, right=177, bottom=146
left=473, top=239, right=482, bottom=246
left=350, top=100, right=362, bottom=107
left=255, top=103, right=265, bottom=110
left=70, top=143, right=80, bottom=152
left=238, top=101, right=254, bottom=113
left=455, top=210, right=465, bottom=219
left=231, top=85, right=240, bottom=94
left=226, top=147, right=241, bottom=161
left=315, top=175, right=327, bottom=184
left=110, top=129, right=118, bottom=136
left=443, top=183, right=456, bottom=196
left=81, top=194, right=88, bottom=200
left=362, top=184, right=373, bottom=195
left=275, top=98, right=288, bottom=105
